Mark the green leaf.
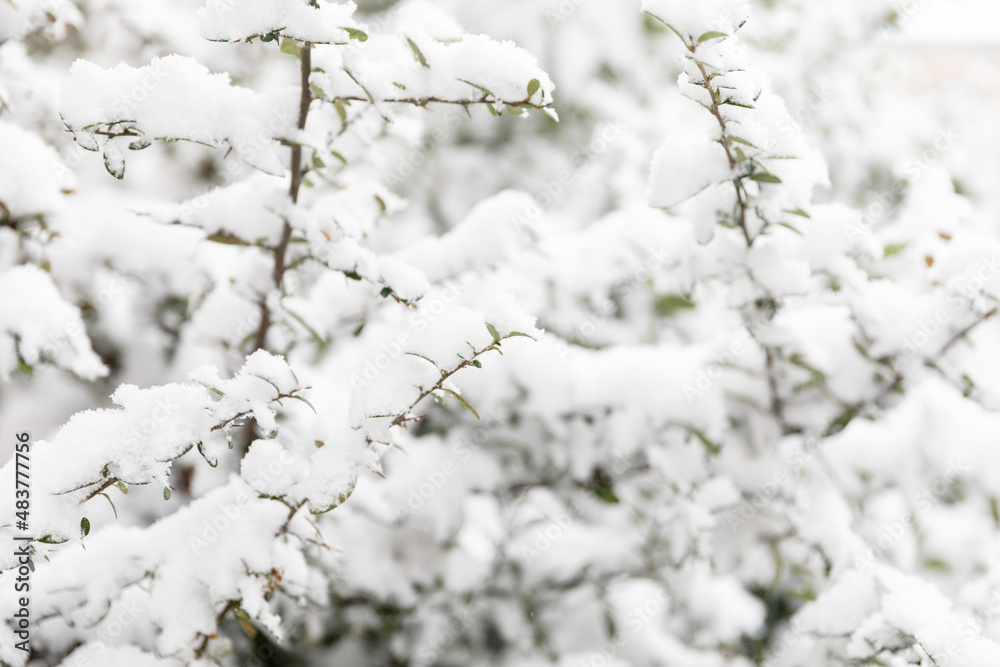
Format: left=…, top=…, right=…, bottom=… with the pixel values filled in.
left=883, top=243, right=907, bottom=258
left=405, top=36, right=429, bottom=67
left=330, top=150, right=347, bottom=165
left=380, top=286, right=393, bottom=298
left=27, top=559, right=34, bottom=572
left=924, top=557, right=951, bottom=572
left=441, top=387, right=480, bottom=420
left=726, top=135, right=758, bottom=148
left=734, top=146, right=748, bottom=163
left=333, top=100, right=348, bottom=123
left=506, top=331, right=534, bottom=339
left=198, top=441, right=218, bottom=467
left=589, top=478, right=620, bottom=504
left=471, top=360, right=482, bottom=368
left=457, top=79, right=496, bottom=99
left=343, top=27, right=368, bottom=42
left=749, top=172, right=782, bottom=184
left=98, top=492, right=118, bottom=519
left=206, top=233, right=250, bottom=246
left=655, top=293, right=696, bottom=317
left=128, top=139, right=152, bottom=151
left=823, top=408, right=855, bottom=437
left=527, top=78, right=541, bottom=99
left=163, top=487, right=172, bottom=501
left=80, top=517, right=90, bottom=536
left=692, top=430, right=720, bottom=455
left=115, top=481, right=128, bottom=494
left=785, top=208, right=811, bottom=219
left=697, top=30, right=729, bottom=42
left=290, top=394, right=317, bottom=414
left=279, top=36, right=300, bottom=58
left=103, top=147, right=124, bottom=180
left=76, top=132, right=100, bottom=151
left=777, top=222, right=803, bottom=235
left=344, top=270, right=362, bottom=281
left=312, top=154, right=326, bottom=169
left=485, top=322, right=501, bottom=342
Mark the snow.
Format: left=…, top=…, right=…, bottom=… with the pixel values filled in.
left=0, top=121, right=74, bottom=219
left=0, top=264, right=107, bottom=380
left=9, top=0, right=1000, bottom=665
left=641, top=0, right=751, bottom=40
left=310, top=32, right=555, bottom=108
left=649, top=133, right=732, bottom=208
left=60, top=55, right=298, bottom=174
left=198, top=0, right=361, bottom=44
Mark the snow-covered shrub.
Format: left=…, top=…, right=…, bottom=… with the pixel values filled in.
left=3, top=0, right=1000, bottom=666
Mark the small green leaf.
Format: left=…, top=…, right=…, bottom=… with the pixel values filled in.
left=27, top=559, right=34, bottom=572
left=344, top=271, right=362, bottom=281
left=198, top=441, right=218, bottom=468
left=824, top=408, right=856, bottom=437
left=405, top=36, right=428, bottom=67
left=749, top=172, right=782, bottom=184
left=734, top=146, right=748, bottom=163
left=330, top=150, right=347, bottom=165
left=380, top=286, right=393, bottom=298
left=115, top=481, right=128, bottom=494
left=441, top=388, right=480, bottom=420
left=290, top=394, right=317, bottom=414
left=103, top=145, right=125, bottom=180
left=471, top=360, right=482, bottom=368
left=312, top=154, right=326, bottom=169
left=506, top=331, right=534, bottom=339
left=98, top=492, right=118, bottom=519
left=589, top=478, right=619, bottom=504
left=655, top=294, right=696, bottom=317
left=81, top=517, right=90, bottom=536
left=883, top=243, right=907, bottom=258
left=458, top=79, right=496, bottom=99
left=485, top=323, right=501, bottom=342
left=785, top=208, right=811, bottom=219
left=692, top=430, right=720, bottom=455
left=344, top=27, right=368, bottom=42
left=206, top=233, right=250, bottom=246
left=128, top=139, right=152, bottom=151
left=279, top=36, right=301, bottom=59
left=333, top=100, right=348, bottom=123
left=76, top=132, right=100, bottom=151
left=527, top=78, right=541, bottom=98
left=697, top=31, right=728, bottom=42
left=239, top=617, right=259, bottom=638
left=726, top=135, right=758, bottom=149
left=163, top=487, right=172, bottom=501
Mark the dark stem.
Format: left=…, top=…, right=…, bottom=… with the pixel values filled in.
left=252, top=41, right=313, bottom=353
left=688, top=43, right=753, bottom=247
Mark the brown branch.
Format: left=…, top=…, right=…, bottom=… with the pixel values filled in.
left=252, top=41, right=313, bottom=353
left=688, top=47, right=753, bottom=247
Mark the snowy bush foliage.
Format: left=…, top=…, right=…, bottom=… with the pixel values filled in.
left=3, top=0, right=1000, bottom=666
